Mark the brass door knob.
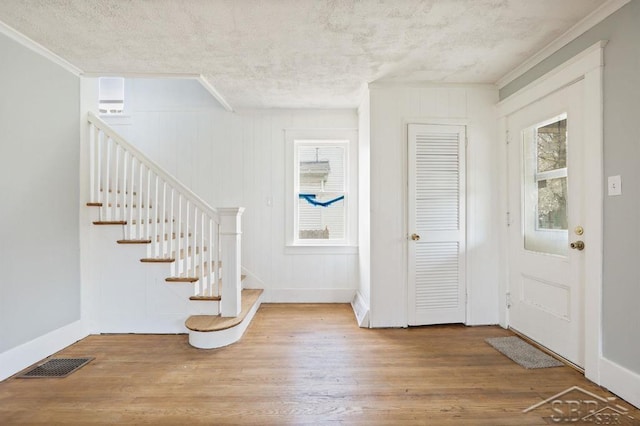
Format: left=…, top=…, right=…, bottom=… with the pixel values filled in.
left=410, top=233, right=421, bottom=241
left=570, top=241, right=585, bottom=251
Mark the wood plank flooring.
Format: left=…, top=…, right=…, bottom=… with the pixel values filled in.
left=1, top=304, right=638, bottom=425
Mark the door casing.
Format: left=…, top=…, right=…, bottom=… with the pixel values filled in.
left=497, top=41, right=605, bottom=383
left=506, top=81, right=585, bottom=367
left=407, top=123, right=467, bottom=326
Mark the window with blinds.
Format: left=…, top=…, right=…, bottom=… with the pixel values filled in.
left=294, top=141, right=348, bottom=243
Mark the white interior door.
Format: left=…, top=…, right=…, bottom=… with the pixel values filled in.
left=408, top=124, right=466, bottom=326
left=507, top=81, right=585, bottom=367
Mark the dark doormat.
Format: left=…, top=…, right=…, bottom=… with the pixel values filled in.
left=16, top=358, right=94, bottom=378
left=486, top=336, right=564, bottom=369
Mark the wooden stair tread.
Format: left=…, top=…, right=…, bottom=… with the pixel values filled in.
left=166, top=277, right=199, bottom=283
left=187, top=274, right=246, bottom=300
left=185, top=289, right=263, bottom=332
left=140, top=258, right=175, bottom=263
left=93, top=221, right=127, bottom=225
left=189, top=295, right=222, bottom=301
left=117, top=239, right=152, bottom=244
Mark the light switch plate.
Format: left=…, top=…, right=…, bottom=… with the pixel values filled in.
left=608, top=175, right=622, bottom=196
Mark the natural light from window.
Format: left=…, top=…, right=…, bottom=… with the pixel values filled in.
left=98, top=77, right=125, bottom=115
left=295, top=141, right=347, bottom=243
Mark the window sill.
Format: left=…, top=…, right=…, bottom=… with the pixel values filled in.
left=284, top=245, right=359, bottom=255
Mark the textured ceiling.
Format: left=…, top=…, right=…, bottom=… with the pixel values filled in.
left=0, top=0, right=605, bottom=109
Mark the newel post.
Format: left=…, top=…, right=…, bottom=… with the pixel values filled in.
left=218, top=207, right=244, bottom=317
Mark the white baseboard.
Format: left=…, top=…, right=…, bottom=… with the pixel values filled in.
left=0, top=320, right=88, bottom=381
left=600, top=357, right=640, bottom=409
left=260, top=288, right=356, bottom=303
left=351, top=291, right=370, bottom=328
left=465, top=316, right=499, bottom=326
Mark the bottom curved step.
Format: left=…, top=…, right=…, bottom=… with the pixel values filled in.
left=185, top=288, right=263, bottom=349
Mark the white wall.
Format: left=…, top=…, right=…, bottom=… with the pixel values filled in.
left=239, top=110, right=359, bottom=302
left=0, top=31, right=85, bottom=379
left=84, top=224, right=212, bottom=333
left=357, top=92, right=371, bottom=310
left=367, top=84, right=499, bottom=327
left=98, top=79, right=359, bottom=305
left=500, top=0, right=640, bottom=408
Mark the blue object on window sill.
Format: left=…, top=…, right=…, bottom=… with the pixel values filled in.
left=299, top=193, right=344, bottom=207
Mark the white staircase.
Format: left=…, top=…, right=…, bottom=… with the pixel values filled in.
left=85, top=112, right=261, bottom=348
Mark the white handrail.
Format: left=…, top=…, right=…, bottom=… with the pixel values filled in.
left=88, top=111, right=219, bottom=220
left=86, top=111, right=244, bottom=313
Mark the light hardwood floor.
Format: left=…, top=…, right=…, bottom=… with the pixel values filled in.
left=1, top=304, right=638, bottom=425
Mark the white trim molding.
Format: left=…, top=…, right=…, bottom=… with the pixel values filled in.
left=197, top=76, right=234, bottom=113
left=82, top=71, right=199, bottom=79
left=497, top=0, right=629, bottom=89
left=0, top=320, right=89, bottom=381
left=284, top=128, right=359, bottom=251
left=0, top=19, right=82, bottom=76
left=498, top=41, right=605, bottom=385
left=369, top=81, right=496, bottom=91
left=188, top=292, right=263, bottom=349
left=351, top=290, right=370, bottom=328
left=79, top=72, right=234, bottom=113
left=262, top=288, right=356, bottom=303
left=600, top=357, right=640, bottom=409
left=497, top=41, right=607, bottom=116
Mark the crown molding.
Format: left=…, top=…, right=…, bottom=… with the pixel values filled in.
left=496, top=0, right=630, bottom=89
left=82, top=71, right=199, bottom=79
left=368, top=80, right=496, bottom=90
left=197, top=76, right=234, bottom=112
left=0, top=19, right=82, bottom=76
left=82, top=72, right=235, bottom=113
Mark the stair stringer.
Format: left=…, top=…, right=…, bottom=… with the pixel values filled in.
left=86, top=222, right=220, bottom=334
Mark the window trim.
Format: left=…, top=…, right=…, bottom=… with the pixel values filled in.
left=285, top=129, right=358, bottom=250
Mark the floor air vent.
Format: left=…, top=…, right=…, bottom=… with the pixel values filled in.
left=17, top=358, right=94, bottom=378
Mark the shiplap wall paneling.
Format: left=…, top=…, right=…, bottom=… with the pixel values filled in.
left=368, top=85, right=498, bottom=327
left=90, top=81, right=359, bottom=318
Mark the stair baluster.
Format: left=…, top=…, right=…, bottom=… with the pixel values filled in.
left=87, top=111, right=241, bottom=316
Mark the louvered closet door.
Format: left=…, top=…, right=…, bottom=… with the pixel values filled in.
left=408, top=124, right=466, bottom=325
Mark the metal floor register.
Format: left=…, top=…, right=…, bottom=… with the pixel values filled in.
left=17, top=358, right=94, bottom=378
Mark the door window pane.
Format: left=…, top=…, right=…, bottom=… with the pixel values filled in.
left=523, top=115, right=568, bottom=256
left=537, top=177, right=567, bottom=230
left=537, top=119, right=567, bottom=172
